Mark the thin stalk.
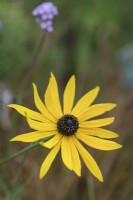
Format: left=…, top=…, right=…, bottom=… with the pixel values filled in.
left=19, top=32, right=47, bottom=91
left=0, top=142, right=39, bottom=166
left=0, top=136, right=53, bottom=166
left=87, top=177, right=96, bottom=200
left=0, top=135, right=53, bottom=167
left=8, top=154, right=28, bottom=200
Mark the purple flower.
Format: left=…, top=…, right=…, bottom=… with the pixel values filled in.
left=32, top=2, right=58, bottom=32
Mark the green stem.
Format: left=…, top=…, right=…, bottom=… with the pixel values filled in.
left=19, top=32, right=47, bottom=91
left=0, top=136, right=52, bottom=166
left=87, top=177, right=96, bottom=200
left=0, top=142, right=39, bottom=166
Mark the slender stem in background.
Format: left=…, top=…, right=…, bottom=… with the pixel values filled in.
left=19, top=31, right=47, bottom=91
left=8, top=154, right=28, bottom=200
left=0, top=142, right=39, bottom=166
left=87, top=177, right=96, bottom=200
left=0, top=136, right=53, bottom=166
left=28, top=32, right=47, bottom=72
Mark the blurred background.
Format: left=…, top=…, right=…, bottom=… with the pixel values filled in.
left=0, top=0, right=133, bottom=199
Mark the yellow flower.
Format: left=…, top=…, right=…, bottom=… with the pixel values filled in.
left=9, top=73, right=122, bottom=182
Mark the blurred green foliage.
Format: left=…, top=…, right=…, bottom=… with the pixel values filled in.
left=1, top=0, right=133, bottom=85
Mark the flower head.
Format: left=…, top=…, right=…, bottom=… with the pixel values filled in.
left=32, top=2, right=58, bottom=32
left=9, top=73, right=122, bottom=182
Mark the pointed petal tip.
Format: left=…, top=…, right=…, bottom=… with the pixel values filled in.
left=39, top=173, right=43, bottom=179
left=110, top=103, right=117, bottom=109
left=32, top=83, right=38, bottom=92
left=96, top=86, right=100, bottom=89
left=69, top=75, right=75, bottom=83
left=95, top=86, right=100, bottom=92
left=71, top=74, right=75, bottom=79
left=32, top=83, right=36, bottom=88
left=99, top=176, right=104, bottom=182
left=50, top=72, right=54, bottom=78
left=96, top=173, right=104, bottom=182
left=72, top=75, right=76, bottom=83
left=73, top=166, right=81, bottom=176
left=118, top=144, right=123, bottom=149
left=111, top=117, right=115, bottom=123
left=113, top=133, right=119, bottom=138
left=39, top=166, right=46, bottom=179
left=106, top=142, right=123, bottom=150
left=10, top=137, right=20, bottom=142
left=76, top=171, right=81, bottom=176
left=50, top=72, right=56, bottom=83
left=9, top=137, right=22, bottom=142
left=7, top=104, right=13, bottom=108
left=91, top=85, right=100, bottom=98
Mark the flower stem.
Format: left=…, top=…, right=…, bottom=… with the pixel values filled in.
left=0, top=142, right=39, bottom=166
left=87, top=177, right=96, bottom=200
left=0, top=137, right=51, bottom=166
left=19, top=32, right=47, bottom=91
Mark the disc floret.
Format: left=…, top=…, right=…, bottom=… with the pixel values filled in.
left=57, top=114, right=79, bottom=136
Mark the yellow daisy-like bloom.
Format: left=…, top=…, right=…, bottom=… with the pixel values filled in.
left=9, top=73, right=122, bottom=182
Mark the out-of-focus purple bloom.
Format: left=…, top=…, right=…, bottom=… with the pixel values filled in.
left=32, top=2, right=58, bottom=32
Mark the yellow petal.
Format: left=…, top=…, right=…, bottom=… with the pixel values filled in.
left=8, top=104, right=45, bottom=122
left=45, top=73, right=63, bottom=119
left=61, top=136, right=72, bottom=170
left=76, top=133, right=122, bottom=151
left=78, top=103, right=116, bottom=122
left=69, top=137, right=81, bottom=176
left=40, top=133, right=62, bottom=149
left=27, top=118, right=56, bottom=131
left=33, top=83, right=56, bottom=123
left=71, top=87, right=100, bottom=116
left=78, top=127, right=119, bottom=139
left=79, top=117, right=114, bottom=128
left=63, top=75, right=75, bottom=114
left=73, top=137, right=103, bottom=182
left=40, top=141, right=61, bottom=179
left=10, top=131, right=55, bottom=142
